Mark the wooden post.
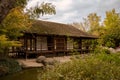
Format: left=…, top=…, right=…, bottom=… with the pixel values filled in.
left=30, top=38, right=32, bottom=51
left=64, top=37, right=67, bottom=55
left=35, top=36, right=37, bottom=51
left=53, top=37, right=56, bottom=56
left=25, top=37, right=27, bottom=51
left=79, top=39, right=82, bottom=54
left=40, top=37, right=42, bottom=54
left=25, top=52, right=28, bottom=60
left=24, top=36, right=28, bottom=60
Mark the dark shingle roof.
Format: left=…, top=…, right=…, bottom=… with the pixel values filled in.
left=26, top=20, right=97, bottom=38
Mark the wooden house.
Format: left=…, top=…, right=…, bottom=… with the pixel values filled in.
left=10, top=20, right=97, bottom=59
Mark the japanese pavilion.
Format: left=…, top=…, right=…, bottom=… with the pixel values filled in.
left=10, top=20, right=97, bottom=59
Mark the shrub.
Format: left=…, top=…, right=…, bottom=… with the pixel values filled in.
left=39, top=53, right=120, bottom=80
left=94, top=46, right=110, bottom=54
left=0, top=58, right=22, bottom=76
left=95, top=53, right=120, bottom=66
left=0, top=66, right=8, bottom=76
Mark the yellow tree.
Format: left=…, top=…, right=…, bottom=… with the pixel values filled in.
left=0, top=2, right=56, bottom=57
left=1, top=6, right=31, bottom=40
left=85, top=13, right=101, bottom=35
left=102, top=9, right=120, bottom=48
left=0, top=6, right=30, bottom=57
left=0, top=0, right=27, bottom=23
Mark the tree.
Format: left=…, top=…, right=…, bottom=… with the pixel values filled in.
left=82, top=13, right=101, bottom=35
left=102, top=9, right=120, bottom=48
left=0, top=2, right=56, bottom=40
left=1, top=6, right=31, bottom=40
left=0, top=1, right=56, bottom=57
left=0, top=0, right=56, bottom=23
left=0, top=35, right=21, bottom=58
left=0, top=6, right=30, bottom=57
left=71, top=13, right=101, bottom=49
left=26, top=2, right=56, bottom=19
left=0, top=0, right=27, bottom=23
left=71, top=22, right=86, bottom=31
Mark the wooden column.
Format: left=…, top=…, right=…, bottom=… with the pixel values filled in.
left=34, top=36, right=37, bottom=51
left=30, top=38, right=32, bottom=51
left=64, top=37, right=67, bottom=55
left=24, top=37, right=27, bottom=51
left=40, top=37, right=42, bottom=53
left=79, top=39, right=82, bottom=53
left=53, top=37, right=56, bottom=56
left=24, top=36, right=28, bottom=60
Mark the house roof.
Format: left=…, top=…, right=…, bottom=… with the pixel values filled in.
left=26, top=20, right=97, bottom=39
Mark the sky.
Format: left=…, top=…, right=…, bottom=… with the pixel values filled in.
left=26, top=0, right=120, bottom=24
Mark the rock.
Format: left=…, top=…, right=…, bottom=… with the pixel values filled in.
left=36, top=56, right=60, bottom=66
left=116, top=47, right=120, bottom=52
left=36, top=56, right=46, bottom=63
left=44, top=59, right=56, bottom=65
left=109, top=48, right=116, bottom=53
left=44, top=58, right=60, bottom=66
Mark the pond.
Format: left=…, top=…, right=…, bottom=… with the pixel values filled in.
left=0, top=68, right=43, bottom=80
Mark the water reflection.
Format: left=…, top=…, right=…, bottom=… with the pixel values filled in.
left=0, top=68, right=42, bottom=80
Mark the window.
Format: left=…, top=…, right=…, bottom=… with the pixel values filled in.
left=55, top=38, right=66, bottom=50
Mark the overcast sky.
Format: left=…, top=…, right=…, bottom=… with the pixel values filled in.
left=27, top=0, right=120, bottom=24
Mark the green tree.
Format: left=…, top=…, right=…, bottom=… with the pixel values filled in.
left=0, top=2, right=56, bottom=40
left=102, top=9, right=120, bottom=48
left=0, top=0, right=27, bottom=23
left=72, top=13, right=101, bottom=49
left=0, top=0, right=56, bottom=23
left=0, top=6, right=30, bottom=57
left=85, top=13, right=101, bottom=35
left=26, top=2, right=56, bottom=19
left=1, top=6, right=31, bottom=40
left=0, top=35, right=21, bottom=58
left=0, top=1, right=56, bottom=57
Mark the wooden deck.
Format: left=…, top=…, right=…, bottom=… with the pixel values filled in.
left=9, top=49, right=93, bottom=60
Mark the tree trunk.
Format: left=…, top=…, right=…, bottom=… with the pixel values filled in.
left=0, top=0, right=16, bottom=23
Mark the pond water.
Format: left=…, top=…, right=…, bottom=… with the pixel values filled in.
left=0, top=68, right=43, bottom=80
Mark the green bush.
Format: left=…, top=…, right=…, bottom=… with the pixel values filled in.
left=39, top=53, right=120, bottom=80
left=0, top=58, right=22, bottom=76
left=94, top=46, right=110, bottom=54
left=95, top=53, right=120, bottom=66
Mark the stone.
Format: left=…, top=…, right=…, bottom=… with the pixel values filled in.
left=116, top=47, right=120, bottom=52
left=109, top=48, right=116, bottom=53
left=44, top=59, right=56, bottom=65
left=36, top=56, right=46, bottom=63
